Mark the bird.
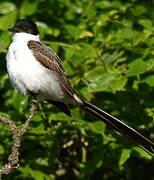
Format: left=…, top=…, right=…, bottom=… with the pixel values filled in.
left=6, top=19, right=154, bottom=154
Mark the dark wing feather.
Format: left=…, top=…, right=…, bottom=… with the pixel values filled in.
left=27, top=40, right=82, bottom=101
left=28, top=40, right=63, bottom=73
left=47, top=99, right=71, bottom=117
left=27, top=41, right=154, bottom=153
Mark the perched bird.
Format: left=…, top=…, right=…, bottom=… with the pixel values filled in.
left=6, top=19, right=154, bottom=153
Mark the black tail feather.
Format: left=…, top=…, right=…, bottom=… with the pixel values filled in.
left=47, top=100, right=71, bottom=117
left=82, top=101, right=154, bottom=154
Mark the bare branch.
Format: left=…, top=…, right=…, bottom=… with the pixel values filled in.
left=0, top=99, right=37, bottom=177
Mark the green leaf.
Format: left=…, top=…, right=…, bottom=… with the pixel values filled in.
left=89, top=121, right=106, bottom=134
left=71, top=53, right=85, bottom=66
left=142, top=75, right=154, bottom=87
left=96, top=1, right=112, bottom=9
left=0, top=145, right=4, bottom=155
left=11, top=90, right=28, bottom=112
left=19, top=0, right=39, bottom=18
left=19, top=165, right=52, bottom=180
left=65, top=24, right=82, bottom=39
left=0, top=32, right=11, bottom=52
left=111, top=76, right=127, bottom=92
left=125, top=58, right=147, bottom=77
left=0, top=11, right=17, bottom=30
left=62, top=61, right=75, bottom=76
left=0, top=2, right=16, bottom=14
left=119, top=149, right=132, bottom=166
left=85, top=67, right=106, bottom=82
left=133, top=146, right=153, bottom=160
left=80, top=86, right=93, bottom=100
left=84, top=3, right=96, bottom=19
left=118, top=28, right=133, bottom=40
left=79, top=31, right=94, bottom=39
left=131, top=5, right=147, bottom=16
left=32, top=114, right=43, bottom=122
left=85, top=66, right=126, bottom=92
left=87, top=72, right=116, bottom=92
left=0, top=112, right=11, bottom=119
left=0, top=74, right=8, bottom=88
left=102, top=51, right=124, bottom=64
left=65, top=46, right=76, bottom=61
left=81, top=44, right=97, bottom=59
left=49, top=112, right=72, bottom=121
left=37, top=21, right=60, bottom=38
left=139, top=19, right=153, bottom=30
left=30, top=123, right=46, bottom=135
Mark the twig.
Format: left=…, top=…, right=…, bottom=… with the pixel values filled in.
left=0, top=99, right=37, bottom=177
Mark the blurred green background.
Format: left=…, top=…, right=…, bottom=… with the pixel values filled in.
left=0, top=0, right=154, bottom=179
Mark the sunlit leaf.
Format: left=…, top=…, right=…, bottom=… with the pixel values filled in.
left=133, top=147, right=153, bottom=160
left=119, top=149, right=132, bottom=166
left=125, top=58, right=147, bottom=77
left=79, top=31, right=94, bottom=39
left=0, top=11, right=17, bottom=30
left=0, top=32, right=11, bottom=52
left=19, top=0, right=39, bottom=18
left=0, top=2, right=16, bottom=14
left=141, top=75, right=154, bottom=87
left=139, top=19, right=153, bottom=30
left=89, top=121, right=106, bottom=134
left=85, top=67, right=106, bottom=82
left=111, top=76, right=127, bottom=92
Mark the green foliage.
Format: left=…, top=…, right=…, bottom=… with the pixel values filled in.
left=0, top=0, right=154, bottom=179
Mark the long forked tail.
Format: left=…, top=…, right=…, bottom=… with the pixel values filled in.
left=81, top=101, right=154, bottom=154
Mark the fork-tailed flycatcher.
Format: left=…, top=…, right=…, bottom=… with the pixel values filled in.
left=6, top=19, right=154, bottom=153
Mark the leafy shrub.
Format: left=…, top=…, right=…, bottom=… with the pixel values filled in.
left=0, top=0, right=154, bottom=179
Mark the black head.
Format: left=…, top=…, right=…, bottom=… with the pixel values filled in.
left=8, top=19, right=39, bottom=35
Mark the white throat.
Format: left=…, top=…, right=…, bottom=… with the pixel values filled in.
left=12, top=32, right=40, bottom=42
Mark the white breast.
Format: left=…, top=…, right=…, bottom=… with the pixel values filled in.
left=6, top=33, right=65, bottom=102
